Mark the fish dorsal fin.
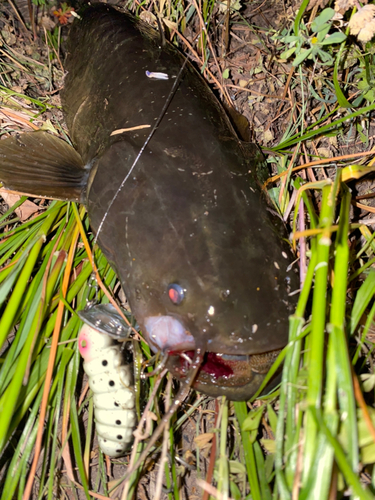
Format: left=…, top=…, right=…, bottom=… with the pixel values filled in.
left=0, top=131, right=87, bottom=202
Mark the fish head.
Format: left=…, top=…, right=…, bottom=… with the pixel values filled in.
left=124, top=228, right=296, bottom=401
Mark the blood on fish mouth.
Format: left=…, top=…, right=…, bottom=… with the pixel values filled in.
left=167, top=350, right=234, bottom=378
left=143, top=314, right=283, bottom=399
left=144, top=315, right=238, bottom=382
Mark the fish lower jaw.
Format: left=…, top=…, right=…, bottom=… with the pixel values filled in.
left=165, top=349, right=283, bottom=401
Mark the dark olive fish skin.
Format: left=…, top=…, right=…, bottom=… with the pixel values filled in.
left=0, top=5, right=298, bottom=400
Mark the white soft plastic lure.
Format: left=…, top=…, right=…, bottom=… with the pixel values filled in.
left=78, top=307, right=136, bottom=457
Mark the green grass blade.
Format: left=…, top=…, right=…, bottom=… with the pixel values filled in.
left=303, top=178, right=339, bottom=482
left=311, top=408, right=373, bottom=500
left=234, top=402, right=262, bottom=500
left=350, top=270, right=375, bottom=335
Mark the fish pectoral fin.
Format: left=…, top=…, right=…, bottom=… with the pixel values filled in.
left=0, top=131, right=88, bottom=202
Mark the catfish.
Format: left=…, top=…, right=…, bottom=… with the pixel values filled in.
left=0, top=4, right=298, bottom=401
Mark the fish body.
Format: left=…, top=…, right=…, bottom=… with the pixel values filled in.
left=0, top=5, right=298, bottom=400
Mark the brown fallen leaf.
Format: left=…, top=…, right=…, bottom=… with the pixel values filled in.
left=184, top=448, right=196, bottom=465
left=194, top=432, right=214, bottom=449
left=334, top=0, right=358, bottom=14
left=308, top=0, right=329, bottom=10
left=0, top=189, right=40, bottom=221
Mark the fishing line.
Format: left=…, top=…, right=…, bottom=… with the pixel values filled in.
left=93, top=55, right=189, bottom=246
left=121, top=346, right=205, bottom=485
left=87, top=28, right=207, bottom=477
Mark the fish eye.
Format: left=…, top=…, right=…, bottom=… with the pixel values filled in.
left=168, top=284, right=185, bottom=305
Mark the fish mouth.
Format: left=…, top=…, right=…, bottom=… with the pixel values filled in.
left=165, top=350, right=282, bottom=400
left=144, top=315, right=282, bottom=400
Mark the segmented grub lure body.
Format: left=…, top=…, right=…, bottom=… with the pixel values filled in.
left=78, top=304, right=136, bottom=457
